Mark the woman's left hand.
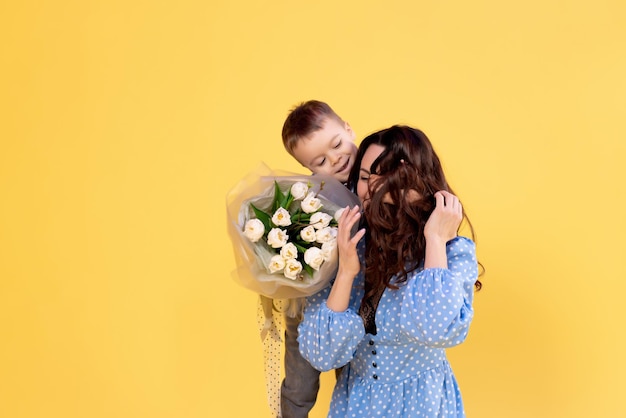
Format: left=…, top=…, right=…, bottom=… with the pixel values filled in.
left=423, top=191, right=463, bottom=244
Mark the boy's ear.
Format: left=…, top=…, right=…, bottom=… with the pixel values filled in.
left=344, top=122, right=356, bottom=140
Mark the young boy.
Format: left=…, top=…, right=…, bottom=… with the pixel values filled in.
left=280, top=100, right=358, bottom=418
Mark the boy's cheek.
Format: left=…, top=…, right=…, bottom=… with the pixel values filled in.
left=311, top=167, right=331, bottom=176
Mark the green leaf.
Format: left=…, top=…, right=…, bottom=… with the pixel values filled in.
left=271, top=181, right=286, bottom=213
left=294, top=242, right=308, bottom=253
left=283, top=193, right=294, bottom=211
left=302, top=263, right=314, bottom=278
left=289, top=210, right=307, bottom=228
left=250, top=203, right=271, bottom=232
left=296, top=212, right=313, bottom=223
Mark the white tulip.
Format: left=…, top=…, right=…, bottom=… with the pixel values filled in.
left=304, top=247, right=325, bottom=271
left=315, top=227, right=335, bottom=243
left=310, top=212, right=333, bottom=230
left=283, top=259, right=303, bottom=280
left=290, top=182, right=309, bottom=200
left=300, top=225, right=317, bottom=243
left=280, top=242, right=298, bottom=260
left=334, top=207, right=346, bottom=222
left=301, top=192, right=323, bottom=214
left=268, top=255, right=285, bottom=273
left=272, top=207, right=292, bottom=227
left=321, top=240, right=336, bottom=261
left=243, top=218, right=265, bottom=242
left=267, top=228, right=288, bottom=248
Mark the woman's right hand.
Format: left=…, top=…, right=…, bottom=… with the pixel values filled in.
left=326, top=205, right=365, bottom=312
left=336, top=205, right=366, bottom=280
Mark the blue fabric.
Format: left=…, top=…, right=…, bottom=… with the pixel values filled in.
left=298, top=237, right=478, bottom=417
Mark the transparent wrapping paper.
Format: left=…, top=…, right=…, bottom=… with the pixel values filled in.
left=226, top=164, right=361, bottom=417
left=226, top=163, right=361, bottom=299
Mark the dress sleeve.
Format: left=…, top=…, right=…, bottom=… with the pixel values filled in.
left=400, top=236, right=478, bottom=348
left=297, top=279, right=366, bottom=372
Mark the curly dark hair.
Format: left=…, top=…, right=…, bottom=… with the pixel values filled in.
left=347, top=125, right=482, bottom=301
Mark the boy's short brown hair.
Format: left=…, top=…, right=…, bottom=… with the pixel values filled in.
left=282, top=100, right=344, bottom=157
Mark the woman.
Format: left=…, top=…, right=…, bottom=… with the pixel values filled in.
left=297, top=125, right=481, bottom=417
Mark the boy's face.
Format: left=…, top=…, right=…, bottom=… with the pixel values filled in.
left=291, top=118, right=357, bottom=183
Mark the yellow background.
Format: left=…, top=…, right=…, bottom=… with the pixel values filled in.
left=1, top=1, right=625, bottom=417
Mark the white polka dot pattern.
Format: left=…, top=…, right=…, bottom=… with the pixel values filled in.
left=298, top=237, right=478, bottom=417
left=256, top=297, right=286, bottom=418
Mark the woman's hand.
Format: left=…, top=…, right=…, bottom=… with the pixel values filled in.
left=336, top=205, right=366, bottom=280
left=424, top=191, right=463, bottom=245
left=326, top=205, right=365, bottom=312
left=423, top=191, right=462, bottom=270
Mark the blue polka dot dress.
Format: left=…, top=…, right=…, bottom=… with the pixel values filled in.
left=298, top=237, right=478, bottom=418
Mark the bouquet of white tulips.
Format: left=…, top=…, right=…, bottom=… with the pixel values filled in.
left=226, top=164, right=360, bottom=299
